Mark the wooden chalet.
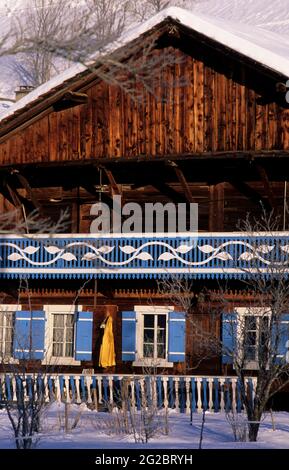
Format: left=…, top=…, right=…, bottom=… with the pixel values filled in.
left=0, top=7, right=289, bottom=411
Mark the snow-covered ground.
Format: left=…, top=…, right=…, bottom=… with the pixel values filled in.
left=0, top=403, right=289, bottom=449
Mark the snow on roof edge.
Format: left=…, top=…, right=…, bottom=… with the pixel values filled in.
left=1, top=6, right=289, bottom=124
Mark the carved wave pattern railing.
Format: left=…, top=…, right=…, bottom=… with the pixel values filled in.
left=0, top=233, right=289, bottom=279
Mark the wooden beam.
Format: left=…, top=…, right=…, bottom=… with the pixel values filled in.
left=80, top=184, right=113, bottom=208
left=101, top=167, right=122, bottom=197
left=169, top=162, right=196, bottom=203
left=10, top=169, right=42, bottom=210
left=228, top=179, right=271, bottom=211
left=5, top=183, right=34, bottom=211
left=254, top=163, right=275, bottom=209
left=152, top=181, right=188, bottom=203
left=53, top=91, right=89, bottom=112
left=0, top=183, right=20, bottom=207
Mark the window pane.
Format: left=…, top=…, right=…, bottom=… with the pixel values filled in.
left=144, top=343, right=154, bottom=358
left=5, top=327, right=13, bottom=343
left=53, top=328, right=64, bottom=343
left=157, top=315, right=166, bottom=328
left=66, top=327, right=74, bottom=343
left=65, top=342, right=73, bottom=357
left=157, top=329, right=165, bottom=343
left=246, top=331, right=257, bottom=346
left=157, top=344, right=165, bottom=358
left=54, top=315, right=64, bottom=327
left=66, top=315, right=74, bottom=327
left=244, top=346, right=256, bottom=361
left=245, top=316, right=256, bottom=331
left=144, top=329, right=154, bottom=343
left=5, top=340, right=13, bottom=356
left=52, top=343, right=63, bottom=357
left=144, top=315, right=154, bottom=328
left=5, top=314, right=14, bottom=328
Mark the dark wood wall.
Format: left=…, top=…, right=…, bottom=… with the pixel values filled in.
left=1, top=45, right=289, bottom=166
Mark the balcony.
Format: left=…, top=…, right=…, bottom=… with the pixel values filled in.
left=0, top=232, right=288, bottom=279
left=0, top=373, right=254, bottom=413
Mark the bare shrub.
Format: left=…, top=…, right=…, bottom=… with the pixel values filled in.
left=225, top=410, right=248, bottom=442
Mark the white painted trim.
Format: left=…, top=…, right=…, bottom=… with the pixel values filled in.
left=169, top=352, right=185, bottom=355
left=17, top=317, right=44, bottom=321
left=133, top=360, right=174, bottom=368
left=135, top=305, right=174, bottom=313
left=1, top=267, right=288, bottom=275
left=0, top=304, right=22, bottom=311
left=49, top=357, right=81, bottom=366
left=15, top=349, right=44, bottom=353
left=1, top=231, right=289, bottom=239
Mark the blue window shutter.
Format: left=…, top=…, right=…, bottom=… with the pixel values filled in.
left=13, top=311, right=45, bottom=360
left=75, top=311, right=93, bottom=361
left=31, top=311, right=46, bottom=359
left=222, top=313, right=237, bottom=364
left=272, top=314, right=289, bottom=364
left=168, top=311, right=186, bottom=362
left=122, top=311, right=136, bottom=361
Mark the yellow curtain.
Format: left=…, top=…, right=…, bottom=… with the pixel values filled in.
left=99, top=315, right=116, bottom=367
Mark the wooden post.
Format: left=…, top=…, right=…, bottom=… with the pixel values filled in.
left=209, top=183, right=224, bottom=231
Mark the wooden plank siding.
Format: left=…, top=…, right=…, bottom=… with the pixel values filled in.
left=1, top=47, right=289, bottom=166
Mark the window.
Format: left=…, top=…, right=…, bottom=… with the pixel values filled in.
left=237, top=307, right=270, bottom=368
left=52, top=313, right=74, bottom=357
left=243, top=315, right=269, bottom=362
left=0, top=305, right=21, bottom=362
left=0, top=311, right=15, bottom=358
left=43, top=305, right=82, bottom=365
left=134, top=306, right=174, bottom=367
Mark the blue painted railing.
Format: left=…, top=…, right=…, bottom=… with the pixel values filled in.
left=0, top=232, right=288, bottom=279
left=0, top=374, right=255, bottom=413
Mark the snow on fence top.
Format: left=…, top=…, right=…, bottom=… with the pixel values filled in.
left=1, top=6, right=289, bottom=124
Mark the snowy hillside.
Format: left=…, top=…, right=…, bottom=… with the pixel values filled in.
left=0, top=0, right=289, bottom=103
left=196, top=0, right=289, bottom=35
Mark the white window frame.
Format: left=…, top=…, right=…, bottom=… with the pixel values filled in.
left=42, top=305, right=82, bottom=366
left=0, top=304, right=21, bottom=363
left=236, top=307, right=271, bottom=370
left=133, top=305, right=174, bottom=368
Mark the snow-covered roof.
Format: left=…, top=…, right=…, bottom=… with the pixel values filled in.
left=1, top=6, right=289, bottom=124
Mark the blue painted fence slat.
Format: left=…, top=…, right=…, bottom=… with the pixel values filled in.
left=214, top=378, right=219, bottom=412
left=135, top=380, right=141, bottom=411
left=191, top=378, right=196, bottom=413
left=202, top=378, right=208, bottom=411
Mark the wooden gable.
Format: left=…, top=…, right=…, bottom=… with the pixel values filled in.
left=0, top=22, right=289, bottom=167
